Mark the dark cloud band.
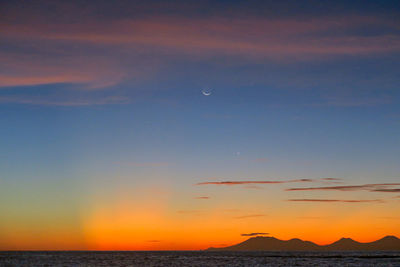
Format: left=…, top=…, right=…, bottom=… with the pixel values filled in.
left=287, top=199, right=383, bottom=203
left=286, top=183, right=400, bottom=192
left=241, top=232, right=269, bottom=236
left=196, top=178, right=339, bottom=186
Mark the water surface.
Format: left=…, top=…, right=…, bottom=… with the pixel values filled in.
left=1, top=251, right=400, bottom=266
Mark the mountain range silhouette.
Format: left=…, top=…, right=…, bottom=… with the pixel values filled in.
left=207, top=235, right=400, bottom=251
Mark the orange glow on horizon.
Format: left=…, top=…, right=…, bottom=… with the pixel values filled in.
left=1, top=184, right=399, bottom=251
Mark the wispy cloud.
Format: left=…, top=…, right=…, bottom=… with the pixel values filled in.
left=234, top=214, right=267, bottom=219
left=286, top=183, right=400, bottom=192
left=4, top=16, right=399, bottom=59
left=2, top=2, right=399, bottom=113
left=0, top=53, right=129, bottom=90
left=287, top=199, right=383, bottom=203
left=194, top=196, right=210, bottom=200
left=0, top=74, right=96, bottom=88
left=0, top=95, right=129, bottom=106
left=319, top=178, right=343, bottom=184
left=2, top=7, right=399, bottom=109
left=197, top=181, right=280, bottom=186
left=371, top=189, right=400, bottom=193
left=196, top=179, right=312, bottom=186
left=321, top=178, right=343, bottom=182
left=241, top=232, right=269, bottom=237
left=196, top=178, right=342, bottom=186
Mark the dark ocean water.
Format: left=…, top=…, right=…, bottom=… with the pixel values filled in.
left=1, top=251, right=400, bottom=266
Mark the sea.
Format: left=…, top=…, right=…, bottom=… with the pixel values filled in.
left=1, top=251, right=400, bottom=266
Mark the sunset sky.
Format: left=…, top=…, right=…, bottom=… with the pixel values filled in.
left=1, top=0, right=400, bottom=250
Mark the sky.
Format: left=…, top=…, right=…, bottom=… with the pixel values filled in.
left=1, top=0, right=400, bottom=250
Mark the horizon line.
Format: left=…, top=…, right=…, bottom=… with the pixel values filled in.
left=1, top=235, right=398, bottom=251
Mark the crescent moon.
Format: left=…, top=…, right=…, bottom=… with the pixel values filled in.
left=202, top=89, right=212, bottom=96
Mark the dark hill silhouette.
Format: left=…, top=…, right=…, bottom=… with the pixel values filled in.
left=207, top=235, right=400, bottom=251
left=325, top=237, right=362, bottom=251
left=368, top=236, right=400, bottom=250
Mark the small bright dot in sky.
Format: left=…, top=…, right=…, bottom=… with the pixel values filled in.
left=201, top=88, right=212, bottom=96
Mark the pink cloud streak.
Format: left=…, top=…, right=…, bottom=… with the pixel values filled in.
left=3, top=16, right=400, bottom=59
